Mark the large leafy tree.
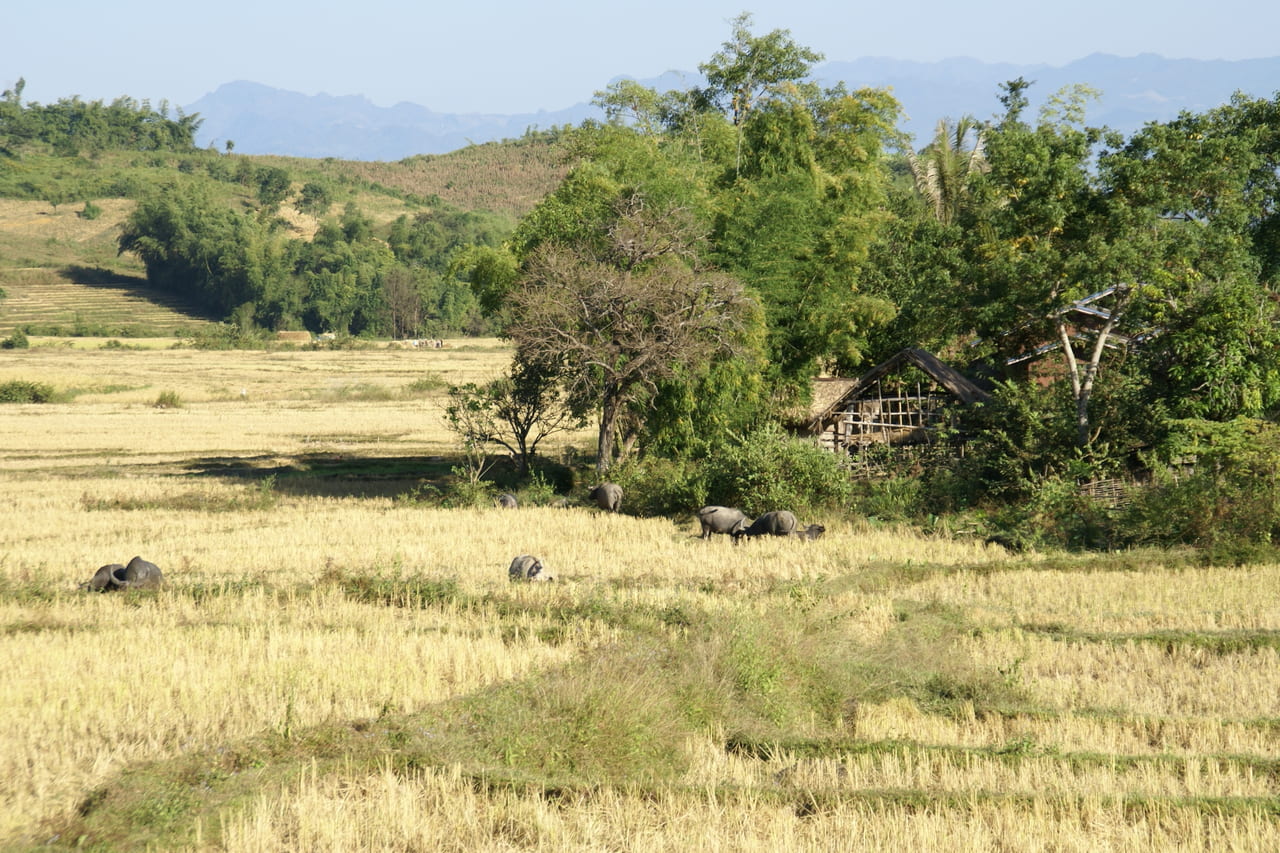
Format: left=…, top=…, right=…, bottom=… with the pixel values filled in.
left=507, top=197, right=755, bottom=473
left=953, top=80, right=1154, bottom=447
left=696, top=12, right=824, bottom=128
left=947, top=79, right=1280, bottom=451
left=488, top=15, right=901, bottom=467
left=710, top=84, right=900, bottom=382
left=118, top=182, right=287, bottom=316
left=1099, top=93, right=1280, bottom=424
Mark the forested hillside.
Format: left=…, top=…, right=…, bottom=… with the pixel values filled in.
left=0, top=79, right=569, bottom=338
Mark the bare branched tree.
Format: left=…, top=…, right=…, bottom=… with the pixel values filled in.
left=507, top=203, right=754, bottom=473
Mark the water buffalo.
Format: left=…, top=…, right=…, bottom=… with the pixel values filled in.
left=496, top=493, right=518, bottom=509
left=508, top=554, right=553, bottom=582
left=697, top=505, right=749, bottom=539
left=799, top=524, right=826, bottom=541
left=733, top=510, right=798, bottom=541
left=80, top=556, right=164, bottom=591
left=589, top=483, right=623, bottom=512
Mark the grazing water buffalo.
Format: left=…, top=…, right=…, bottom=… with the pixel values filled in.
left=734, top=510, right=799, bottom=541
left=697, top=505, right=749, bottom=539
left=80, top=556, right=164, bottom=591
left=589, top=483, right=623, bottom=512
left=508, top=554, right=553, bottom=582
left=496, top=493, right=518, bottom=509
left=799, top=524, right=826, bottom=541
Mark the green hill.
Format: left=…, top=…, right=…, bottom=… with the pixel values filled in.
left=0, top=136, right=569, bottom=336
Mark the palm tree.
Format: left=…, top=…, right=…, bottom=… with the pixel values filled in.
left=907, top=116, right=989, bottom=226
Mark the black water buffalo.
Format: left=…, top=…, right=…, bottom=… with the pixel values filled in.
left=589, top=483, right=623, bottom=512
left=496, top=493, right=518, bottom=509
left=734, top=512, right=828, bottom=543
left=80, top=556, right=164, bottom=591
left=697, top=505, right=749, bottom=539
left=799, top=524, right=826, bottom=541
left=733, top=510, right=798, bottom=541
left=508, top=554, right=553, bottom=582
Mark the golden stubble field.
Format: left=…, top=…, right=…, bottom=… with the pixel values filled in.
left=2, top=341, right=1279, bottom=851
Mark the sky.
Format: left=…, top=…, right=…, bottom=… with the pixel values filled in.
left=6, top=0, right=1278, bottom=115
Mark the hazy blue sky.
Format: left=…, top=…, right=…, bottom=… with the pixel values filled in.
left=6, top=1, right=1277, bottom=114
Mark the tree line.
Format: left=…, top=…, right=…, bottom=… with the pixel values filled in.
left=1, top=78, right=200, bottom=155
left=2, top=78, right=514, bottom=340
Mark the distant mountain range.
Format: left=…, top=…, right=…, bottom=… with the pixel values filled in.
left=187, top=54, right=1280, bottom=161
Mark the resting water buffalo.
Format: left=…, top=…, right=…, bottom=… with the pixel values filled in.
left=697, top=505, right=749, bottom=539
left=80, top=556, right=164, bottom=591
left=508, top=554, right=553, bottom=582
left=589, top=483, right=623, bottom=512
left=496, top=493, right=518, bottom=509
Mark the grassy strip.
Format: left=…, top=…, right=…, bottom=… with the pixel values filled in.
left=38, top=714, right=1280, bottom=850
left=723, top=733, right=1280, bottom=781
left=1019, top=623, right=1280, bottom=655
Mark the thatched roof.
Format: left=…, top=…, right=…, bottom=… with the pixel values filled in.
left=809, top=348, right=990, bottom=430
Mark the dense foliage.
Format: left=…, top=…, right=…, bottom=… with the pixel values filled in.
left=1, top=78, right=200, bottom=155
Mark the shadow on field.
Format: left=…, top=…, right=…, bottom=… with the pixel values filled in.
left=62, top=264, right=222, bottom=320
left=63, top=265, right=150, bottom=288
left=183, top=452, right=456, bottom=500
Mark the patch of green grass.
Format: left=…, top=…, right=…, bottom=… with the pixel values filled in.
left=311, top=382, right=398, bottom=403
left=402, top=373, right=448, bottom=395
left=0, top=379, right=59, bottom=403
left=323, top=568, right=463, bottom=609
left=152, top=389, right=183, bottom=409
left=1018, top=624, right=1280, bottom=655
left=61, top=383, right=144, bottom=399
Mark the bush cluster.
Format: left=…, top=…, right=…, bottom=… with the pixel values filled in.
left=613, top=423, right=853, bottom=517
left=1, top=329, right=29, bottom=349
left=0, top=380, right=55, bottom=403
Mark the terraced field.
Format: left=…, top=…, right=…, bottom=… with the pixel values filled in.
left=0, top=199, right=217, bottom=335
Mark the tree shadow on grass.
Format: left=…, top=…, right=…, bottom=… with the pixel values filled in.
left=62, top=265, right=222, bottom=320
left=182, top=452, right=458, bottom=500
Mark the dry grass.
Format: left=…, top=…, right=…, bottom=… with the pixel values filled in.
left=255, top=136, right=571, bottom=220
left=1, top=344, right=1278, bottom=851
left=221, top=762, right=1280, bottom=852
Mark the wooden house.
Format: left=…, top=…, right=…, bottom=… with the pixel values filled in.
left=806, top=348, right=990, bottom=455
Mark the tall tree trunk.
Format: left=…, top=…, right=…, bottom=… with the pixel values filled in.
left=596, top=390, right=621, bottom=475
left=1055, top=298, right=1124, bottom=448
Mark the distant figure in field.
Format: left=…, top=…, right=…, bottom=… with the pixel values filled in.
left=589, top=483, right=623, bottom=513
left=508, top=554, right=553, bottom=582
left=80, top=556, right=164, bottom=591
left=697, top=505, right=749, bottom=539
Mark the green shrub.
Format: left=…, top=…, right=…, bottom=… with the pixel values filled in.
left=518, top=470, right=559, bottom=506
left=851, top=476, right=925, bottom=523
left=443, top=476, right=497, bottom=509
left=702, top=422, right=852, bottom=516
left=0, top=380, right=55, bottom=403
left=610, top=457, right=707, bottom=516
left=153, top=390, right=183, bottom=409
left=79, top=200, right=102, bottom=220
left=1117, top=417, right=1280, bottom=562
left=1, top=329, right=29, bottom=349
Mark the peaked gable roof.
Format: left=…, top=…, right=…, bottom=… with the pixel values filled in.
left=809, top=348, right=990, bottom=430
